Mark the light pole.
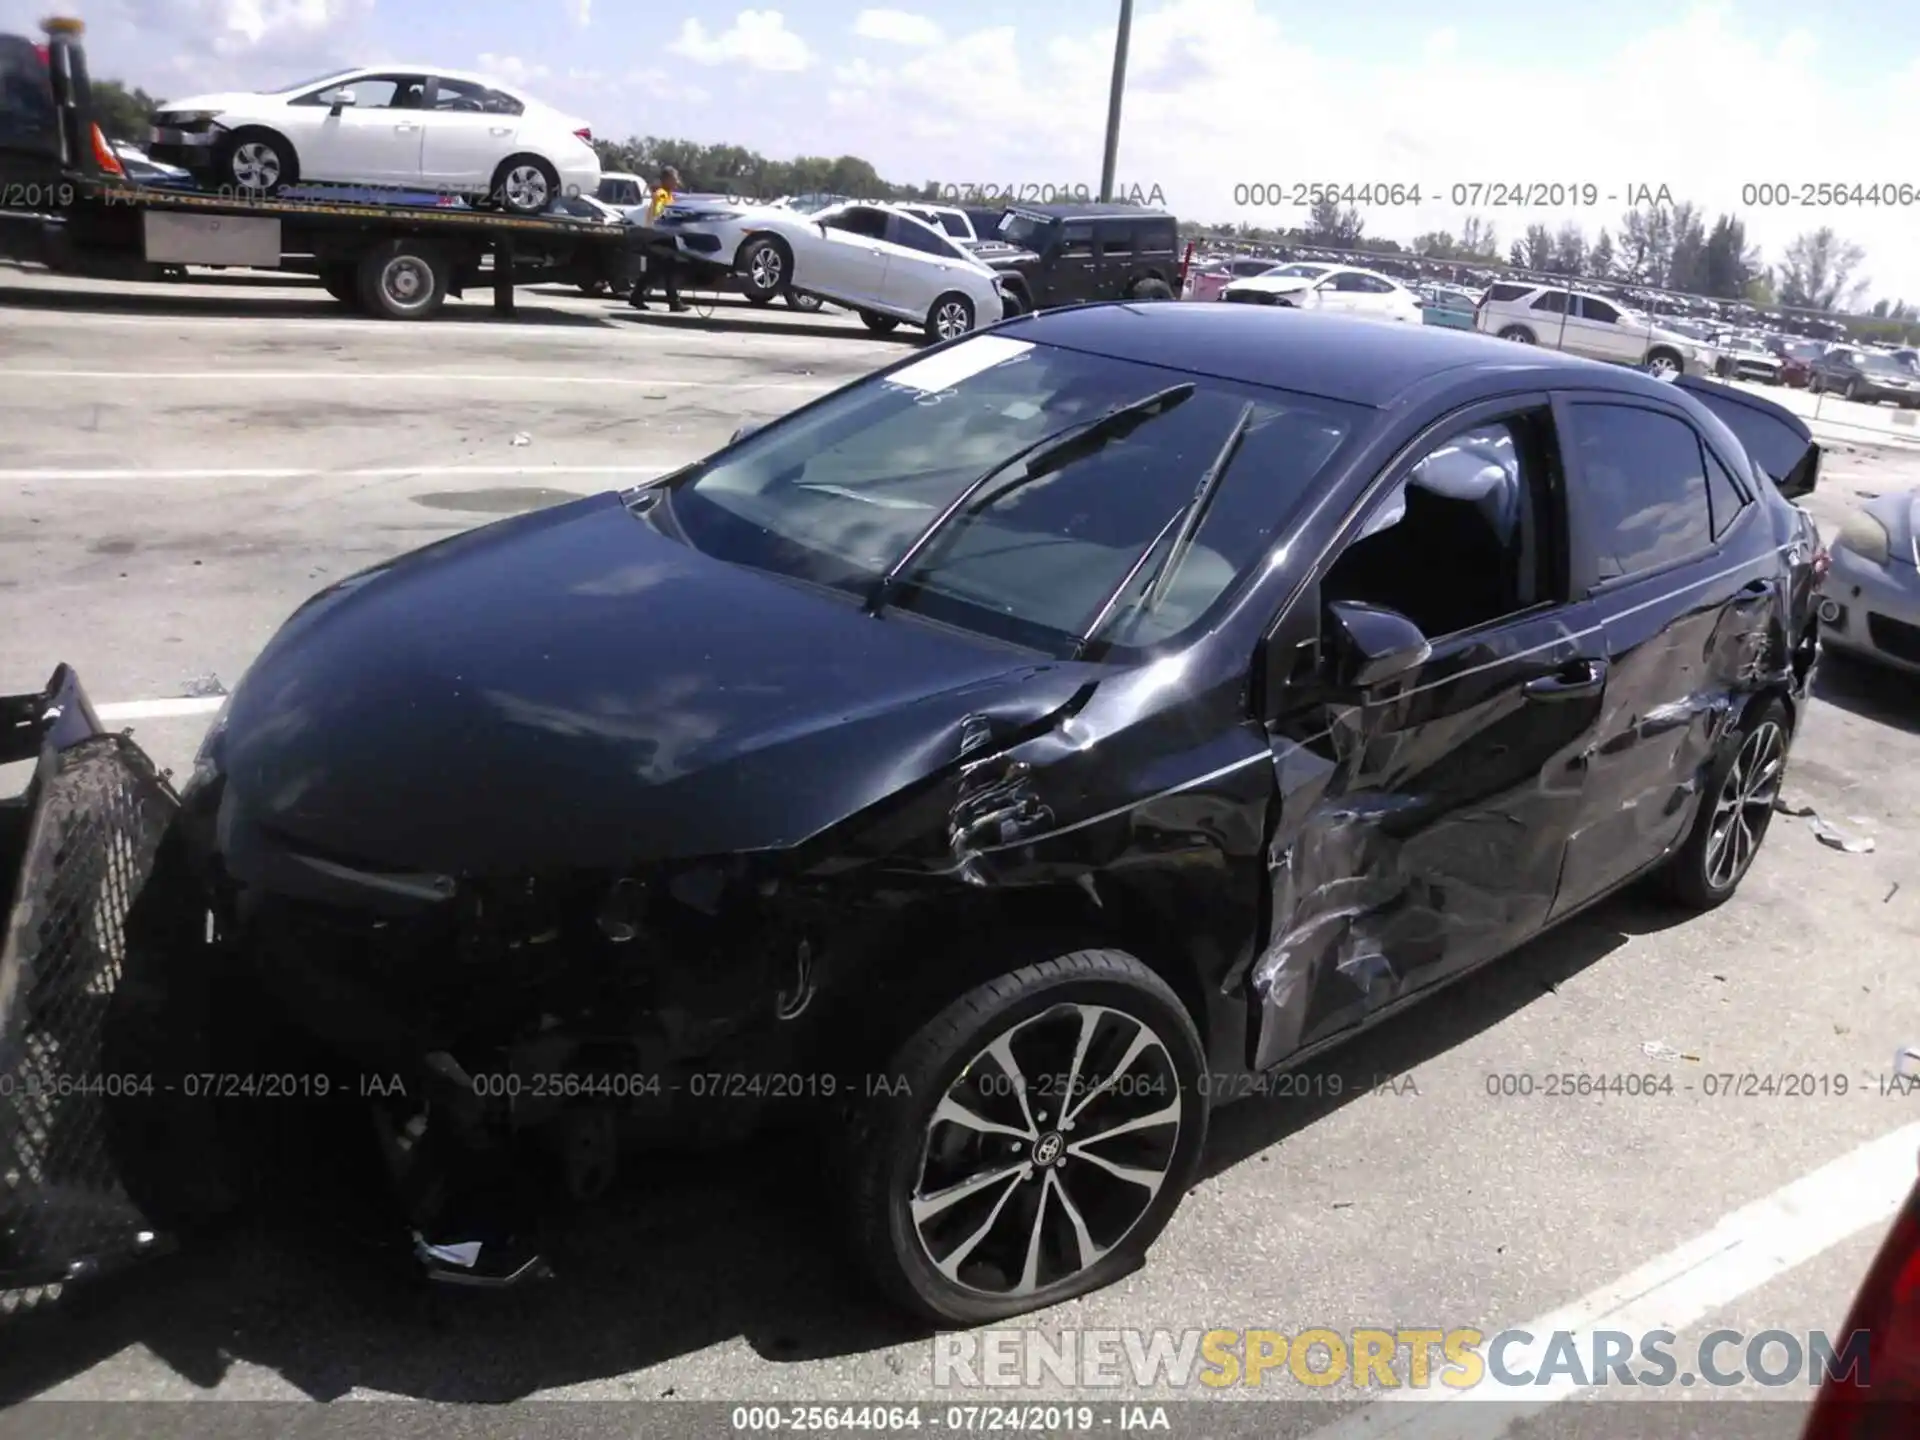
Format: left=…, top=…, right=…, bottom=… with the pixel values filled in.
left=1097, top=0, right=1133, bottom=203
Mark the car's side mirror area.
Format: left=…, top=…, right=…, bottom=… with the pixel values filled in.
left=322, top=88, right=356, bottom=112
left=1323, top=599, right=1432, bottom=691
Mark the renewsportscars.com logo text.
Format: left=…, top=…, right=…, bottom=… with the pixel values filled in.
left=932, top=1327, right=1873, bottom=1390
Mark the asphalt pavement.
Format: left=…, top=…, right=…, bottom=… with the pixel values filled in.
left=2, top=267, right=1918, bottom=1438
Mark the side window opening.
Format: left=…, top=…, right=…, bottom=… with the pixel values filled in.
left=1061, top=223, right=1094, bottom=257
left=1321, top=414, right=1555, bottom=641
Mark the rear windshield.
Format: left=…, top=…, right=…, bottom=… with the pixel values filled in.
left=664, top=336, right=1368, bottom=656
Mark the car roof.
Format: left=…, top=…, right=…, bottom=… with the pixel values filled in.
left=1000, top=303, right=1675, bottom=407
left=1004, top=203, right=1174, bottom=220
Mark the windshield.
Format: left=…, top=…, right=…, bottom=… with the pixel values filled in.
left=662, top=336, right=1366, bottom=656
left=1860, top=352, right=1908, bottom=375
left=267, top=67, right=358, bottom=94
left=997, top=212, right=1054, bottom=247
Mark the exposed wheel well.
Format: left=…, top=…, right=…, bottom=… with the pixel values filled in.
left=804, top=884, right=1216, bottom=1077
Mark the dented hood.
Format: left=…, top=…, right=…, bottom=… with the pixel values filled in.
left=212, top=492, right=1093, bottom=876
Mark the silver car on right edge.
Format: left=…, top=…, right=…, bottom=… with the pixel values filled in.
left=1818, top=489, right=1920, bottom=674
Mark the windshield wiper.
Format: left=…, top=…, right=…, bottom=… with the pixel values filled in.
left=864, top=382, right=1196, bottom=614
left=1076, top=401, right=1257, bottom=653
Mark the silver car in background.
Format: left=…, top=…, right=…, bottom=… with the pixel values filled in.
left=1818, top=489, right=1920, bottom=675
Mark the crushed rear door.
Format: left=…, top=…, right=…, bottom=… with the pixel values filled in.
left=2, top=665, right=173, bottom=1315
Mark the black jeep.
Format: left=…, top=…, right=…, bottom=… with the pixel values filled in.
left=972, top=203, right=1181, bottom=315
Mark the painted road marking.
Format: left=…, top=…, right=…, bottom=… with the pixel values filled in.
left=0, top=464, right=682, bottom=481
left=95, top=697, right=227, bottom=721
left=1303, top=1119, right=1920, bottom=1436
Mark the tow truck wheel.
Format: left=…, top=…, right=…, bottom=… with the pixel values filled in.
left=787, top=290, right=823, bottom=312
left=859, top=309, right=899, bottom=334
left=1128, top=277, right=1175, bottom=301
left=357, top=240, right=449, bottom=320
left=220, top=127, right=296, bottom=196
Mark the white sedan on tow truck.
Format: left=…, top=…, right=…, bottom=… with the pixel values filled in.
left=650, top=197, right=1005, bottom=339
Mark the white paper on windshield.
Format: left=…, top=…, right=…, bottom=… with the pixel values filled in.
left=884, top=336, right=1034, bottom=394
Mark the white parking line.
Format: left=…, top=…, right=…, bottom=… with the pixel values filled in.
left=0, top=369, right=839, bottom=389
left=0, top=464, right=680, bottom=481
left=1304, top=1120, right=1920, bottom=1437
left=95, top=697, right=226, bottom=720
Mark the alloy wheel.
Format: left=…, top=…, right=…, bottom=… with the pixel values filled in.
left=1647, top=354, right=1679, bottom=380
left=934, top=299, right=972, bottom=340
left=503, top=164, right=550, bottom=211
left=909, top=1002, right=1182, bottom=1299
left=232, top=142, right=280, bottom=190
left=1704, top=720, right=1785, bottom=890
left=750, top=247, right=784, bottom=289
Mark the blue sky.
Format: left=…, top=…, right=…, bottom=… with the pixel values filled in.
left=9, top=0, right=1920, bottom=301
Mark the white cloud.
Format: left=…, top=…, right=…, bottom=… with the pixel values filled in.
left=822, top=0, right=1920, bottom=302
left=565, top=0, right=591, bottom=25
left=477, top=52, right=551, bottom=86
left=625, top=65, right=712, bottom=107
left=852, top=9, right=943, bottom=47
left=670, top=9, right=815, bottom=72
left=26, top=0, right=377, bottom=90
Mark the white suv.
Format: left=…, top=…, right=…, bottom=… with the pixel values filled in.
left=1474, top=283, right=1711, bottom=380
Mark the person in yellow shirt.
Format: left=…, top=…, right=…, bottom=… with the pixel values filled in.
left=633, top=166, right=687, bottom=312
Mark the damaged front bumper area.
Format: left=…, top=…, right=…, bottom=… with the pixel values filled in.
left=1, top=666, right=177, bottom=1312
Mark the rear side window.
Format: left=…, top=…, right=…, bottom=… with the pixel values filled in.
left=1704, top=446, right=1750, bottom=538
left=1530, top=290, right=1569, bottom=314
left=1567, top=403, right=1714, bottom=583
left=1487, top=283, right=1532, bottom=303
left=1140, top=221, right=1176, bottom=252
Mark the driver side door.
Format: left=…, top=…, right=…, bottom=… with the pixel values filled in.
left=1248, top=394, right=1608, bottom=1070
left=285, top=74, right=426, bottom=183
left=804, top=205, right=893, bottom=305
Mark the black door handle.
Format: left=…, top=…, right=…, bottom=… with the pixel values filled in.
left=1740, top=578, right=1771, bottom=596
left=1523, top=659, right=1608, bottom=700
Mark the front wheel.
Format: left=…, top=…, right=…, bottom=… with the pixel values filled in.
left=736, top=235, right=789, bottom=303
left=1844, top=378, right=1861, bottom=402
left=840, top=949, right=1207, bottom=1324
left=1645, top=348, right=1683, bottom=381
left=220, top=128, right=295, bottom=196
left=926, top=291, right=976, bottom=341
left=1658, top=697, right=1790, bottom=910
left=1498, top=325, right=1534, bottom=343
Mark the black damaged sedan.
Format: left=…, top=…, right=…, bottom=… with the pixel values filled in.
left=2, top=305, right=1823, bottom=1324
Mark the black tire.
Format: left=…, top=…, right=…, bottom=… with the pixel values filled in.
left=1808, top=374, right=1823, bottom=395
left=321, top=265, right=358, bottom=305
left=1498, top=325, right=1534, bottom=343
left=356, top=239, right=449, bottom=320
left=578, top=279, right=609, bottom=297
left=1658, top=696, right=1791, bottom=911
left=841, top=948, right=1207, bottom=1325
left=999, top=289, right=1028, bottom=319
left=1129, top=277, right=1175, bottom=301
left=859, top=309, right=900, bottom=334
left=736, top=235, right=790, bottom=302
left=1843, top=377, right=1860, bottom=402
left=489, top=154, right=560, bottom=215
left=219, top=127, right=296, bottom=196
left=787, top=290, right=824, bottom=312
left=926, top=291, right=976, bottom=342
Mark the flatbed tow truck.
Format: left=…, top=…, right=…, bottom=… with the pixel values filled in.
left=0, top=18, right=644, bottom=318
